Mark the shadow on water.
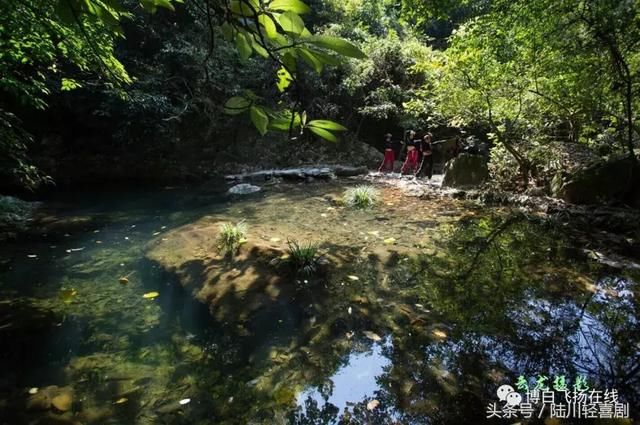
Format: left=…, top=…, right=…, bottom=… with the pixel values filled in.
left=0, top=182, right=638, bottom=424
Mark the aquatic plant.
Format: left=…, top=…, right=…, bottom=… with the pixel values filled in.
left=217, top=221, right=247, bottom=254
left=343, top=185, right=379, bottom=210
left=287, top=239, right=320, bottom=277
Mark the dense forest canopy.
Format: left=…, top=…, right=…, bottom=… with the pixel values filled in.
left=1, top=0, right=639, bottom=190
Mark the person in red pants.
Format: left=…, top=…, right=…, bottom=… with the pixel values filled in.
left=378, top=133, right=396, bottom=173
left=401, top=130, right=419, bottom=175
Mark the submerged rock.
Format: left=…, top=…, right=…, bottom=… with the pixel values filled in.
left=51, top=390, right=73, bottom=412
left=228, top=184, right=262, bottom=195
left=26, top=390, right=53, bottom=411
left=441, top=154, right=489, bottom=188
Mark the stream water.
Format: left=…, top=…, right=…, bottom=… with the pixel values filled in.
left=0, top=179, right=638, bottom=424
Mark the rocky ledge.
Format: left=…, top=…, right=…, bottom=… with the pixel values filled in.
left=224, top=165, right=368, bottom=183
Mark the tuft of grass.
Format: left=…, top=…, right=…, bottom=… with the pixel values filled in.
left=217, top=221, right=247, bottom=255
left=343, top=185, right=379, bottom=210
left=287, top=239, right=320, bottom=277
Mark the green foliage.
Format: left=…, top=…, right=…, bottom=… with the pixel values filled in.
left=286, top=239, right=320, bottom=277
left=339, top=32, right=442, bottom=130
left=0, top=0, right=178, bottom=189
left=217, top=222, right=248, bottom=255
left=219, top=0, right=367, bottom=141
left=0, top=195, right=34, bottom=235
left=429, top=0, right=640, bottom=187
left=0, top=110, right=50, bottom=190
left=343, top=185, right=379, bottom=209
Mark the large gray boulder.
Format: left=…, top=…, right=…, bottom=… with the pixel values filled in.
left=552, top=156, right=639, bottom=204
left=441, top=154, right=489, bottom=188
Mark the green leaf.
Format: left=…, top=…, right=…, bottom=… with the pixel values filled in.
left=251, top=38, right=269, bottom=58
left=269, top=111, right=301, bottom=131
left=224, top=96, right=251, bottom=115
left=282, top=51, right=297, bottom=72
left=307, top=120, right=347, bottom=131
left=258, top=14, right=277, bottom=39
left=235, top=33, right=253, bottom=60
left=250, top=106, right=269, bottom=135
left=298, top=48, right=323, bottom=73
left=276, top=11, right=305, bottom=35
left=230, top=0, right=260, bottom=16
left=140, top=0, right=175, bottom=12
left=61, top=78, right=82, bottom=91
left=268, top=0, right=311, bottom=14
left=152, top=0, right=175, bottom=11
left=221, top=22, right=234, bottom=40
left=307, top=36, right=366, bottom=59
left=276, top=66, right=293, bottom=92
left=309, top=49, right=342, bottom=66
left=308, top=126, right=337, bottom=142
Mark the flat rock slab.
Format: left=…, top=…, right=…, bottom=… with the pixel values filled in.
left=225, top=165, right=368, bottom=182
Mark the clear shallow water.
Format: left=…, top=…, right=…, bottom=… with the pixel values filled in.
left=0, top=181, right=638, bottom=424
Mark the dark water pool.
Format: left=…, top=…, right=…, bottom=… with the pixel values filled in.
left=0, top=182, right=638, bottom=424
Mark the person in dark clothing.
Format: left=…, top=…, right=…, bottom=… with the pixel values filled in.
left=416, top=132, right=434, bottom=179
left=401, top=130, right=420, bottom=175
left=378, top=133, right=396, bottom=173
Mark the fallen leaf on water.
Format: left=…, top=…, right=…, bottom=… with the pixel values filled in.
left=119, top=277, right=129, bottom=285
left=363, top=331, right=382, bottom=342
left=367, top=399, right=380, bottom=411
left=142, top=292, right=159, bottom=299
left=432, top=330, right=447, bottom=339
left=28, top=388, right=38, bottom=395
left=383, top=238, right=396, bottom=244
left=59, top=288, right=77, bottom=304
left=347, top=275, right=359, bottom=281
left=114, top=398, right=128, bottom=404
left=179, top=398, right=191, bottom=405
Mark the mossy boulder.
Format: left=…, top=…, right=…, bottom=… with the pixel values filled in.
left=442, top=154, right=489, bottom=188
left=552, top=156, right=639, bottom=204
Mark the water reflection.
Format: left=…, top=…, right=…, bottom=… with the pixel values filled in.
left=0, top=184, right=638, bottom=423
left=296, top=337, right=392, bottom=418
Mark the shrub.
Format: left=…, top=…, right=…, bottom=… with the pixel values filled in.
left=343, top=185, right=379, bottom=209
left=217, top=221, right=247, bottom=255
left=287, top=239, right=320, bottom=277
